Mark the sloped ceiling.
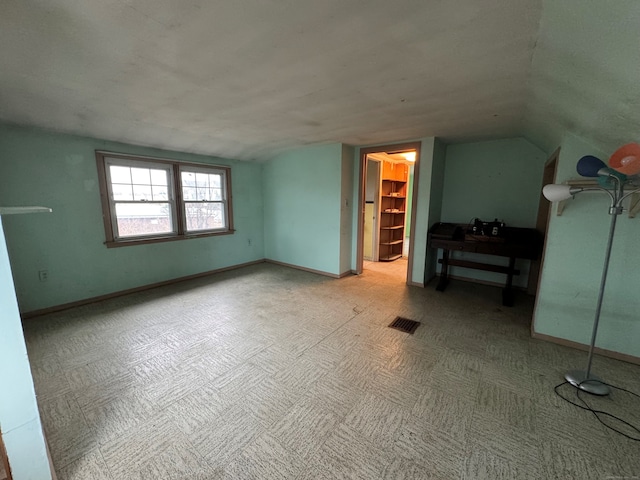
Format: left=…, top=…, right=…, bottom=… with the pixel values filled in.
left=524, top=0, right=640, bottom=157
left=0, top=0, right=637, bottom=161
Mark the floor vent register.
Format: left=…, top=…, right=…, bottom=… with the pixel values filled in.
left=388, top=316, right=420, bottom=334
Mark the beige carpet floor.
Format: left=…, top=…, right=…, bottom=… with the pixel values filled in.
left=23, top=262, right=640, bottom=479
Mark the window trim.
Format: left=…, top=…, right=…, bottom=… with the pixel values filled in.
left=178, top=164, right=230, bottom=235
left=96, top=151, right=234, bottom=248
left=105, top=157, right=179, bottom=241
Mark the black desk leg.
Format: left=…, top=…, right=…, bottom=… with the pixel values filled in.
left=436, top=249, right=449, bottom=292
left=502, top=257, right=516, bottom=307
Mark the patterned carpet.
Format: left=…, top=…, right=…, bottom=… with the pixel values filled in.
left=23, top=262, right=640, bottom=479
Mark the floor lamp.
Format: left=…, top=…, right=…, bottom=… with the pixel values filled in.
left=542, top=144, right=640, bottom=396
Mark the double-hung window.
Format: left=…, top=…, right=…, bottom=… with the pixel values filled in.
left=180, top=166, right=227, bottom=232
left=96, top=152, right=233, bottom=246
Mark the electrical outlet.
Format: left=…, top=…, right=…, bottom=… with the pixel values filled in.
left=38, top=269, right=49, bottom=282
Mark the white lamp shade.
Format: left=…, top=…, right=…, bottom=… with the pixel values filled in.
left=543, top=184, right=574, bottom=202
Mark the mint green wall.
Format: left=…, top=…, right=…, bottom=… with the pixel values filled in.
left=340, top=145, right=355, bottom=274
left=263, top=144, right=343, bottom=275
left=439, top=138, right=546, bottom=287
left=0, top=124, right=264, bottom=312
left=0, top=219, right=51, bottom=480
left=534, top=134, right=640, bottom=357
left=442, top=138, right=546, bottom=226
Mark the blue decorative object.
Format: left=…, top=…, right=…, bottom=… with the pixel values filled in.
left=577, top=155, right=607, bottom=177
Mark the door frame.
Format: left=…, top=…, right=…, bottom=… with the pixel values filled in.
left=363, top=157, right=381, bottom=261
left=356, top=141, right=422, bottom=284
left=530, top=147, right=560, bottom=333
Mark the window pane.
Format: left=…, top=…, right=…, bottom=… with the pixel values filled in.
left=152, top=185, right=168, bottom=200
left=112, top=183, right=133, bottom=201
left=195, top=172, right=209, bottom=188
left=132, top=185, right=152, bottom=201
left=131, top=167, right=151, bottom=185
left=181, top=171, right=196, bottom=188
left=196, top=187, right=212, bottom=201
left=150, top=169, right=168, bottom=186
left=210, top=175, right=221, bottom=188
left=182, top=186, right=197, bottom=200
left=115, top=202, right=173, bottom=237
left=211, top=188, right=222, bottom=201
left=110, top=166, right=131, bottom=184
left=184, top=202, right=224, bottom=231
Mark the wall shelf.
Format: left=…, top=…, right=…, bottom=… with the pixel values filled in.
left=556, top=180, right=639, bottom=218
left=0, top=206, right=52, bottom=215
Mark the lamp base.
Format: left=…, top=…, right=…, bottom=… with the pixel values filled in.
left=565, top=370, right=610, bottom=396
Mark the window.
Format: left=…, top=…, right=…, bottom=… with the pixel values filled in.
left=180, top=168, right=227, bottom=232
left=96, top=152, right=233, bottom=246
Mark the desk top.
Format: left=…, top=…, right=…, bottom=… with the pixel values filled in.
left=428, top=222, right=543, bottom=259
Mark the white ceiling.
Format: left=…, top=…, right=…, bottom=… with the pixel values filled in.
left=0, top=0, right=637, bottom=161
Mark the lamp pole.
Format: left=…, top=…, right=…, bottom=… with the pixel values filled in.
left=564, top=209, right=618, bottom=395
left=564, top=173, right=633, bottom=395
left=545, top=148, right=640, bottom=395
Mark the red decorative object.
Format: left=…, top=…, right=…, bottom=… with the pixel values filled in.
left=609, top=143, right=640, bottom=175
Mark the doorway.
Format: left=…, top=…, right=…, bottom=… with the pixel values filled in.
left=356, top=142, right=422, bottom=284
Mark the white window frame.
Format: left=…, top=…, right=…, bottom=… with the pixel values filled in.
left=178, top=165, right=230, bottom=234
left=104, top=157, right=178, bottom=240
left=96, top=151, right=234, bottom=247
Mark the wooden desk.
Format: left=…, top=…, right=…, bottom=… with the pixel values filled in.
left=427, top=223, right=543, bottom=306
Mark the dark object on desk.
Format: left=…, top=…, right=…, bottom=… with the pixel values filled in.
left=471, top=217, right=505, bottom=238
left=427, top=222, right=543, bottom=306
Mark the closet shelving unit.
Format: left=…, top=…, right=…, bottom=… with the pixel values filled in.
left=378, top=161, right=408, bottom=262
